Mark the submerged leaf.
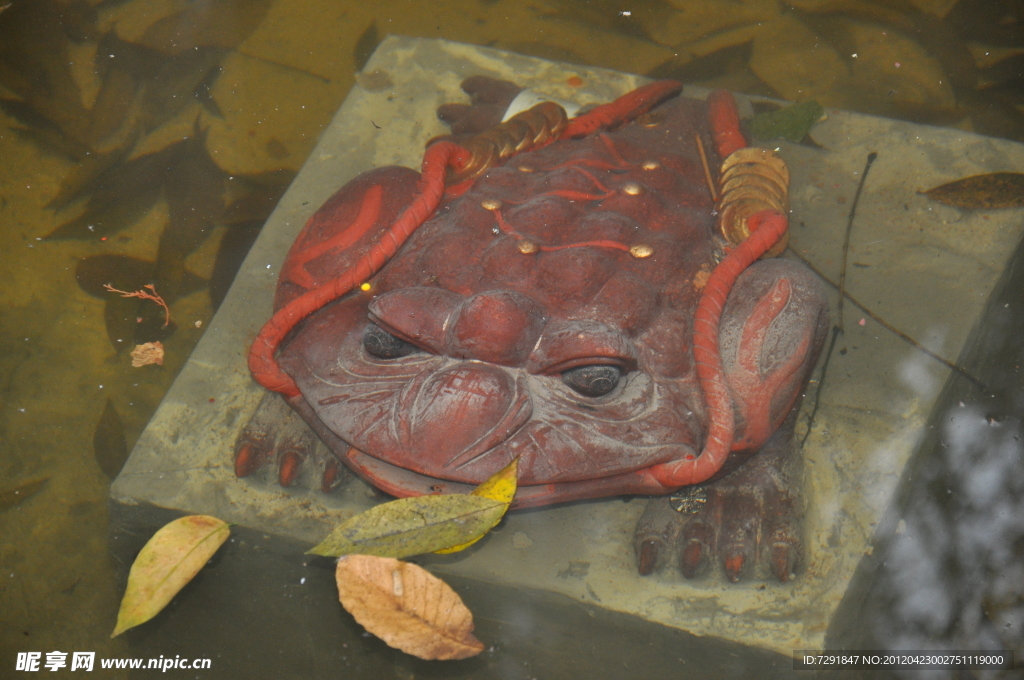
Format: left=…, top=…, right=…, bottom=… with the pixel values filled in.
left=209, top=222, right=261, bottom=310
left=45, top=147, right=173, bottom=240
left=353, top=22, right=379, bottom=72
left=93, top=398, right=129, bottom=479
left=49, top=144, right=134, bottom=210
left=307, top=494, right=508, bottom=558
left=104, top=295, right=141, bottom=352
left=749, top=14, right=849, bottom=103
left=112, top=515, right=230, bottom=637
left=435, top=458, right=518, bottom=554
left=138, top=0, right=272, bottom=55
left=335, top=555, right=484, bottom=660
left=0, top=478, right=49, bottom=513
left=222, top=170, right=294, bottom=223
left=140, top=48, right=225, bottom=130
left=154, top=128, right=227, bottom=304
left=923, top=172, right=1024, bottom=209
left=76, top=255, right=153, bottom=298
left=76, top=255, right=207, bottom=300
left=88, top=65, right=139, bottom=146
left=748, top=100, right=824, bottom=142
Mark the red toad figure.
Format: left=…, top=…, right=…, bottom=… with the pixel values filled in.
left=235, top=78, right=829, bottom=582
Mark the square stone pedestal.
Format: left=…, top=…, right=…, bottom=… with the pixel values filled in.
left=110, top=36, right=1024, bottom=670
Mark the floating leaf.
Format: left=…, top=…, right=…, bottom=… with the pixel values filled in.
left=93, top=398, right=129, bottom=479
left=112, top=515, right=230, bottom=637
left=467, top=458, right=518, bottom=504
left=748, top=100, right=824, bottom=142
left=435, top=458, right=518, bottom=554
left=0, top=478, right=49, bottom=513
left=130, top=341, right=164, bottom=367
left=335, top=555, right=484, bottom=660
left=307, top=494, right=508, bottom=558
left=923, top=172, right=1024, bottom=209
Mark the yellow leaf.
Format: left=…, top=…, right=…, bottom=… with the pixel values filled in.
left=434, top=458, right=518, bottom=554
left=469, top=457, right=519, bottom=504
left=307, top=494, right=508, bottom=558
left=335, top=555, right=484, bottom=660
left=112, top=515, right=230, bottom=637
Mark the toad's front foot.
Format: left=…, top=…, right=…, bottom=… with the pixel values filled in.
left=234, top=392, right=346, bottom=492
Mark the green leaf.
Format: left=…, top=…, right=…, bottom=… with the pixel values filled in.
left=749, top=100, right=824, bottom=143
left=435, top=458, right=518, bottom=554
left=923, top=172, right=1024, bottom=209
left=307, top=495, right=509, bottom=559
left=112, top=515, right=230, bottom=637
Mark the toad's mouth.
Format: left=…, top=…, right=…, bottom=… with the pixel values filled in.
left=343, top=446, right=673, bottom=508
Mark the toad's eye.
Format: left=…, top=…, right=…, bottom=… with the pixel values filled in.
left=363, top=324, right=419, bottom=359
left=561, top=365, right=622, bottom=397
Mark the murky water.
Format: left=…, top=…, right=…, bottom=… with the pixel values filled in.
left=2, top=0, right=1023, bottom=678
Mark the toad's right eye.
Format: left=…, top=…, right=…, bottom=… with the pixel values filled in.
left=363, top=324, right=419, bottom=359
left=561, top=364, right=622, bottom=397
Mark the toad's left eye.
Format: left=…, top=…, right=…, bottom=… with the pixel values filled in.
left=561, top=365, right=622, bottom=397
left=363, top=323, right=419, bottom=359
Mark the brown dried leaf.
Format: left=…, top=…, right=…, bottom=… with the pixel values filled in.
left=335, top=556, right=484, bottom=660
left=130, top=342, right=164, bottom=367
left=923, top=172, right=1024, bottom=209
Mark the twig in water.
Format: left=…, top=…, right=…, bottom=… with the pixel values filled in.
left=837, top=151, right=877, bottom=331
left=802, top=151, right=876, bottom=445
left=790, top=252, right=987, bottom=391
left=103, top=284, right=171, bottom=328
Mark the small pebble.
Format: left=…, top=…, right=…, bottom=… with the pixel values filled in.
left=511, top=532, right=533, bottom=549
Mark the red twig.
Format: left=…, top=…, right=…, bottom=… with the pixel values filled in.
left=103, top=284, right=171, bottom=328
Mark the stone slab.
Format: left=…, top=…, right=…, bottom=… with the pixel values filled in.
left=110, top=35, right=1024, bottom=658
